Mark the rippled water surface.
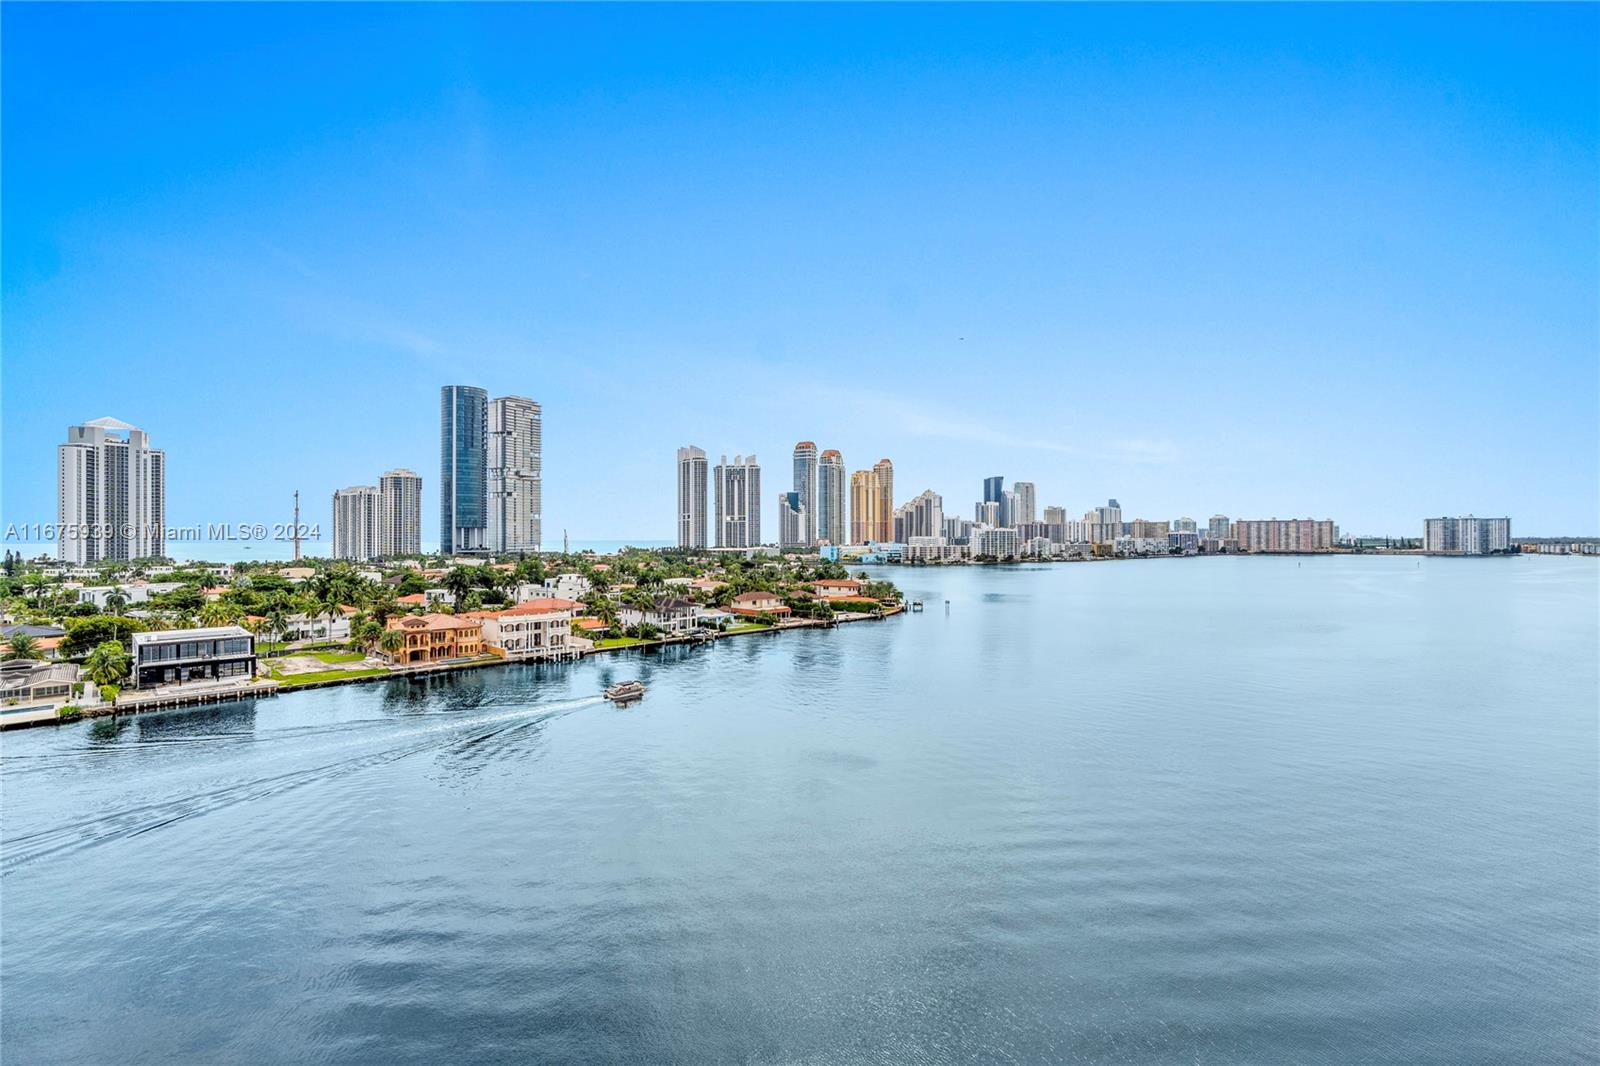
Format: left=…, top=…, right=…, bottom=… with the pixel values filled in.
left=3, top=557, right=1596, bottom=1064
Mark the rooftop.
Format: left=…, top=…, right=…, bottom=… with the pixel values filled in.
left=132, top=625, right=253, bottom=643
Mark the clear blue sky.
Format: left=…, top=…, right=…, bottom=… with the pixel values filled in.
left=4, top=3, right=1596, bottom=550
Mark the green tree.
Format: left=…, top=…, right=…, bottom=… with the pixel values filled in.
left=84, top=640, right=132, bottom=686
left=199, top=601, right=241, bottom=628
left=104, top=589, right=130, bottom=616
left=63, top=616, right=146, bottom=658
left=265, top=604, right=290, bottom=652
left=443, top=567, right=475, bottom=609
left=379, top=627, right=406, bottom=659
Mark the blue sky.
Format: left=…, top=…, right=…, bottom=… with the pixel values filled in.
left=4, top=3, right=1596, bottom=551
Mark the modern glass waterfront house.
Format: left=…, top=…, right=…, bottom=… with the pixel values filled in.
left=129, top=626, right=257, bottom=688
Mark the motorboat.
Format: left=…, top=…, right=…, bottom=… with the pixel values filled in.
left=604, top=680, right=646, bottom=703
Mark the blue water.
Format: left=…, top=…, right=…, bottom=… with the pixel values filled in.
left=2, top=556, right=1595, bottom=1064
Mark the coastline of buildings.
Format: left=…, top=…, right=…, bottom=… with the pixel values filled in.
left=0, top=544, right=906, bottom=726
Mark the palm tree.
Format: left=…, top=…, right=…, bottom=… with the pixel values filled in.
left=355, top=618, right=382, bottom=652
left=265, top=605, right=290, bottom=653
left=443, top=567, right=475, bottom=610
left=3, top=632, right=43, bottom=661
left=198, top=601, right=240, bottom=628
left=378, top=627, right=405, bottom=662
left=322, top=595, right=346, bottom=649
left=583, top=592, right=619, bottom=630
left=24, top=574, right=49, bottom=606
left=104, top=590, right=129, bottom=616
left=83, top=640, right=131, bottom=686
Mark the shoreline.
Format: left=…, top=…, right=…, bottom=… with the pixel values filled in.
left=0, top=606, right=905, bottom=731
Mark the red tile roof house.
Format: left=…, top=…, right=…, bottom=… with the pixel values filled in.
left=729, top=591, right=792, bottom=618
left=812, top=579, right=864, bottom=598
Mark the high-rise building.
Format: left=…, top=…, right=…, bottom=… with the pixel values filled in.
left=1207, top=514, right=1231, bottom=542
left=975, top=500, right=1000, bottom=525
left=332, top=485, right=380, bottom=561
left=440, top=386, right=489, bottom=554
left=676, top=446, right=708, bottom=548
left=487, top=395, right=541, bottom=553
left=1012, top=482, right=1037, bottom=526
left=817, top=450, right=846, bottom=545
left=57, top=417, right=166, bottom=563
left=1233, top=518, right=1337, bottom=553
left=1423, top=516, right=1511, bottom=555
left=1127, top=519, right=1171, bottom=540
left=1172, top=516, right=1198, bottom=534
left=983, top=476, right=1004, bottom=504
left=973, top=526, right=1020, bottom=558
left=1092, top=498, right=1123, bottom=543
left=378, top=469, right=423, bottom=557
left=1000, top=489, right=1019, bottom=529
left=872, top=459, right=894, bottom=542
left=778, top=491, right=807, bottom=549
left=792, top=441, right=818, bottom=545
left=850, top=470, right=876, bottom=544
left=714, top=454, right=761, bottom=547
left=899, top=490, right=944, bottom=541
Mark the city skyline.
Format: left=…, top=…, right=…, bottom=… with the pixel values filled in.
left=22, top=406, right=1537, bottom=563
left=4, top=5, right=1597, bottom=545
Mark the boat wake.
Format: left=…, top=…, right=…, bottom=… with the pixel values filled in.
left=0, top=696, right=606, bottom=875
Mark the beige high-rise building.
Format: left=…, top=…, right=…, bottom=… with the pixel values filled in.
left=850, top=469, right=876, bottom=544
left=378, top=469, right=423, bottom=557
left=845, top=459, right=895, bottom=544
left=817, top=450, right=846, bottom=545
left=872, top=459, right=894, bottom=542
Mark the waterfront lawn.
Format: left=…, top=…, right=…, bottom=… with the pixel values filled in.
left=273, top=667, right=389, bottom=687
left=310, top=650, right=366, bottom=664
left=593, top=637, right=656, bottom=649
left=724, top=623, right=772, bottom=634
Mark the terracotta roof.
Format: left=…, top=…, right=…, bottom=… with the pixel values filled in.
left=573, top=617, right=609, bottom=631
left=503, top=597, right=581, bottom=615
left=397, top=593, right=427, bottom=604
left=389, top=613, right=480, bottom=631
left=732, top=591, right=781, bottom=604
left=815, top=579, right=862, bottom=588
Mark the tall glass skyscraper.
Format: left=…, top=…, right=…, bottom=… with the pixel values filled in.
left=440, top=385, right=488, bottom=554
left=791, top=441, right=818, bottom=545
